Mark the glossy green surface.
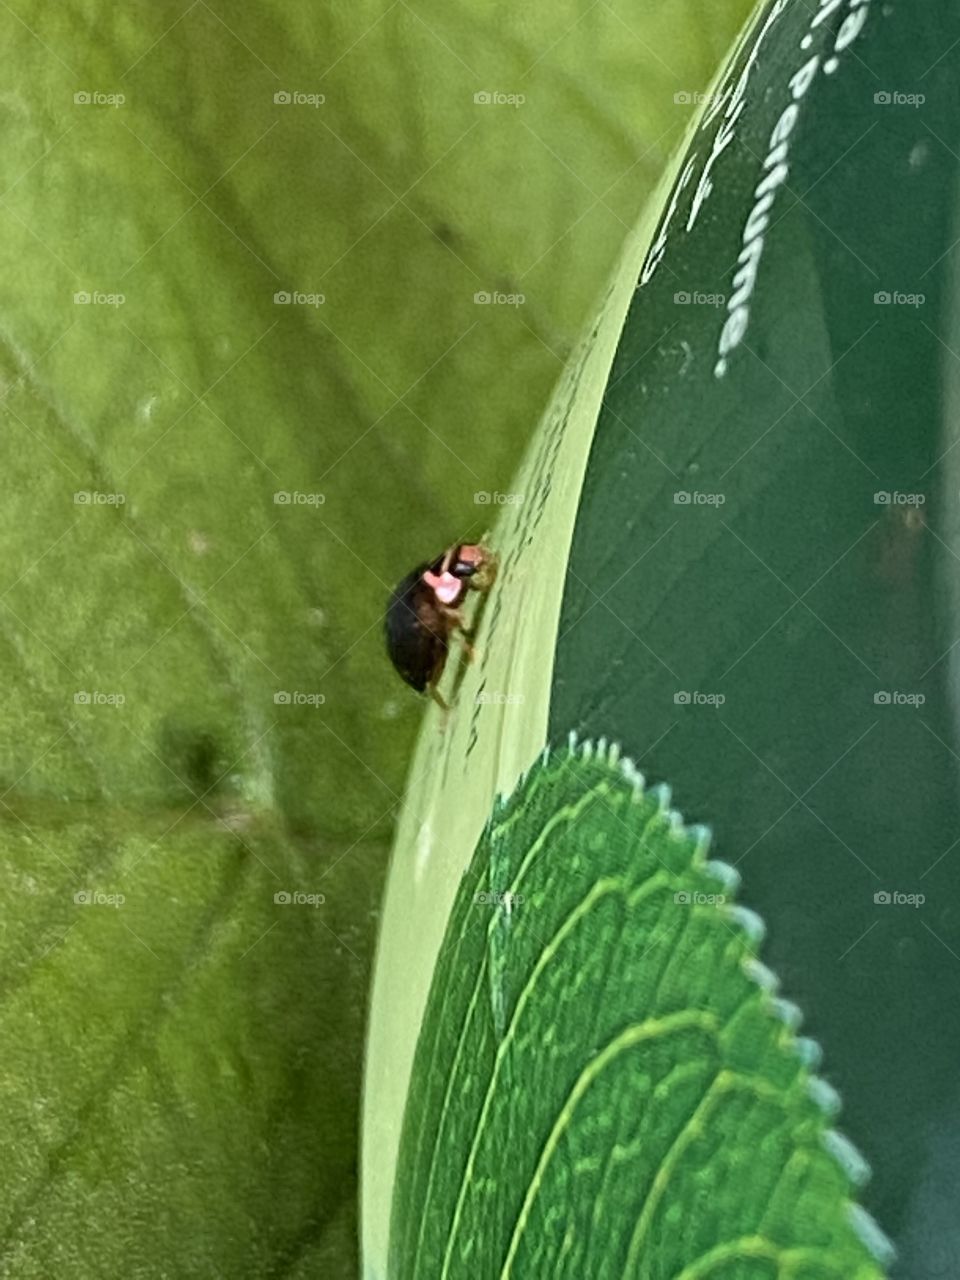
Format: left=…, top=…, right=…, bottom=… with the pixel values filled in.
left=551, top=5, right=960, bottom=1275
left=0, top=1, right=758, bottom=1275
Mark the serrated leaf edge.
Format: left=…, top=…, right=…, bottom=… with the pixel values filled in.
left=485, top=732, right=896, bottom=1269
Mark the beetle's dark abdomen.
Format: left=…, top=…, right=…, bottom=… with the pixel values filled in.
left=384, top=564, right=448, bottom=692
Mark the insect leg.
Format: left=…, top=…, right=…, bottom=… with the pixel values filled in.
left=428, top=682, right=450, bottom=711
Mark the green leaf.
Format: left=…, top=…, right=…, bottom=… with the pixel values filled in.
left=390, top=739, right=891, bottom=1278
left=0, top=0, right=756, bottom=1274
left=363, top=197, right=678, bottom=1270
left=0, top=810, right=376, bottom=1278
left=364, top=4, right=765, bottom=1261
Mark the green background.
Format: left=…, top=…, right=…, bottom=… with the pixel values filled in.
left=0, top=1, right=755, bottom=1276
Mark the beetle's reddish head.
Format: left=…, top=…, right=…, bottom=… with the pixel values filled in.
left=384, top=541, right=498, bottom=698
left=420, top=543, right=490, bottom=604
left=450, top=543, right=486, bottom=574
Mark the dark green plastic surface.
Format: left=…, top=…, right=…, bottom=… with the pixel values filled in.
left=551, top=5, right=960, bottom=1274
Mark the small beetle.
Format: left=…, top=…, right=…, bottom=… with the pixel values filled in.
left=385, top=542, right=497, bottom=708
